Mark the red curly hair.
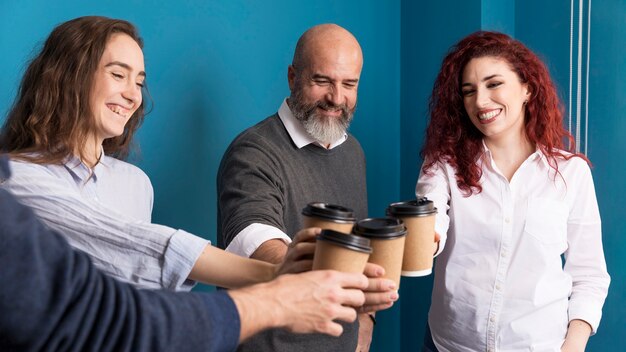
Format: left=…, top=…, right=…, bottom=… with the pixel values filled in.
left=421, top=31, right=586, bottom=196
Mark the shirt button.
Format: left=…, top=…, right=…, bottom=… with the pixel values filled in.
left=490, top=316, right=495, bottom=322
left=501, top=252, right=506, bottom=258
left=504, top=217, right=511, bottom=223
left=495, top=284, right=501, bottom=290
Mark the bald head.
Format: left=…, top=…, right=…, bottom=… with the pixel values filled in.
left=292, top=24, right=362, bottom=70
left=287, top=24, right=362, bottom=146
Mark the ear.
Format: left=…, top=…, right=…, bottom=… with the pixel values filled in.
left=287, top=65, right=296, bottom=91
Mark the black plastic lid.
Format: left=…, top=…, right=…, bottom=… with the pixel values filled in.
left=302, top=202, right=356, bottom=222
left=317, top=229, right=372, bottom=253
left=386, top=198, right=437, bottom=217
left=352, top=217, right=407, bottom=239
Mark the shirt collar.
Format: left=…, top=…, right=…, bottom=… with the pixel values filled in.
left=63, top=146, right=107, bottom=183
left=481, top=139, right=549, bottom=168
left=277, top=98, right=348, bottom=150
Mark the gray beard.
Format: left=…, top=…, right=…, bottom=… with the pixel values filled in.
left=289, top=91, right=355, bottom=145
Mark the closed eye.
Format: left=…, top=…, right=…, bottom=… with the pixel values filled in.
left=462, top=89, right=475, bottom=97
left=313, top=79, right=331, bottom=85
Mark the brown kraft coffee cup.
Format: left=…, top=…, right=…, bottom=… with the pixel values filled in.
left=302, top=202, right=356, bottom=234
left=312, top=229, right=372, bottom=273
left=387, top=198, right=437, bottom=277
left=353, top=217, right=407, bottom=288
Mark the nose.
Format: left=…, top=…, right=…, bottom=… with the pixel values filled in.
left=475, top=87, right=490, bottom=108
left=325, top=84, right=345, bottom=106
left=123, top=81, right=142, bottom=106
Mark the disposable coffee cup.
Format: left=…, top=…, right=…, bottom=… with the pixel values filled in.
left=387, top=198, right=437, bottom=277
left=353, top=217, right=407, bottom=288
left=312, top=229, right=372, bottom=273
left=302, top=202, right=356, bottom=234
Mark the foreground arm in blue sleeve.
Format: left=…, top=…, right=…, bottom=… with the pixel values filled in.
left=0, top=184, right=240, bottom=352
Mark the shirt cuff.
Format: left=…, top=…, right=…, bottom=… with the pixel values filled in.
left=225, top=223, right=291, bottom=258
left=568, top=295, right=605, bottom=334
left=162, top=229, right=210, bottom=291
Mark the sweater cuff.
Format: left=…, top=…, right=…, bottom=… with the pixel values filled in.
left=197, top=290, right=241, bottom=351
left=162, top=229, right=210, bottom=291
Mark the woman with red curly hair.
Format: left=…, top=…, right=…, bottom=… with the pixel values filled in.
left=417, top=31, right=610, bottom=352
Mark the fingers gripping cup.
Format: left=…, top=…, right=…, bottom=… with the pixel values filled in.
left=302, top=202, right=356, bottom=234
left=387, top=198, right=437, bottom=277
left=353, top=217, right=407, bottom=288
left=312, top=229, right=372, bottom=273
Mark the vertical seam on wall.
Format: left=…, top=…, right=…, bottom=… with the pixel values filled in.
left=569, top=0, right=574, bottom=148
left=585, top=0, right=592, bottom=155
left=576, top=0, right=583, bottom=154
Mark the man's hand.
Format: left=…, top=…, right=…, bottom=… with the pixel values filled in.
left=358, top=263, right=398, bottom=314
left=275, top=227, right=319, bottom=276
left=356, top=313, right=374, bottom=352
left=229, top=270, right=368, bottom=342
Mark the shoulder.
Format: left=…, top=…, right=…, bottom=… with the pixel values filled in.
left=222, top=114, right=289, bottom=161
left=102, top=156, right=152, bottom=187
left=346, top=133, right=364, bottom=149
left=6, top=158, right=59, bottom=179
left=551, top=150, right=591, bottom=171
left=230, top=114, right=286, bottom=146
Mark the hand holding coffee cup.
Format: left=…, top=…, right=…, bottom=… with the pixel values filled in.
left=387, top=198, right=437, bottom=277
left=276, top=227, right=320, bottom=276
left=359, top=263, right=399, bottom=313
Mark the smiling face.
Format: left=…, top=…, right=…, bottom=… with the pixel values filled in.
left=461, top=56, right=530, bottom=143
left=287, top=25, right=362, bottom=145
left=90, top=33, right=145, bottom=146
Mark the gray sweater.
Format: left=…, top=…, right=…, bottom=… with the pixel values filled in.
left=217, top=113, right=368, bottom=351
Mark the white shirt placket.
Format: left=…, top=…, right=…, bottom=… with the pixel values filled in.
left=486, top=173, right=515, bottom=352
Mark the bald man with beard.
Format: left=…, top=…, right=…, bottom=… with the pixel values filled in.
left=217, top=24, right=396, bottom=351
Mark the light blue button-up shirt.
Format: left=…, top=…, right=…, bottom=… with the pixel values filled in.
left=1, top=153, right=208, bottom=291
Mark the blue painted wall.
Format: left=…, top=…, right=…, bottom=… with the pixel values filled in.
left=1, top=1, right=624, bottom=351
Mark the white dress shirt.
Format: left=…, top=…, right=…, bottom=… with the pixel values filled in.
left=2, top=152, right=208, bottom=291
left=416, top=144, right=610, bottom=352
left=226, top=99, right=348, bottom=257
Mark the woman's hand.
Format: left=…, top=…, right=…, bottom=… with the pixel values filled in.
left=274, top=227, right=319, bottom=277
left=433, top=232, right=441, bottom=256
left=358, top=263, right=399, bottom=313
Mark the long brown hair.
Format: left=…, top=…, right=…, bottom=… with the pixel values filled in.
left=421, top=31, right=585, bottom=196
left=0, top=16, right=147, bottom=163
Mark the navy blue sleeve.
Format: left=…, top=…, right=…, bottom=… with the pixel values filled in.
left=0, top=157, right=240, bottom=352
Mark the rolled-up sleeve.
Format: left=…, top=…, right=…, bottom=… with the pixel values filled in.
left=564, top=162, right=610, bottom=333
left=2, top=161, right=208, bottom=291
left=416, top=161, right=451, bottom=257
